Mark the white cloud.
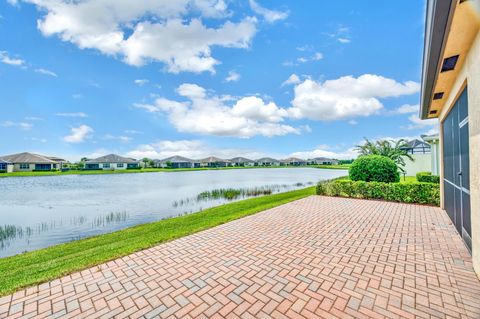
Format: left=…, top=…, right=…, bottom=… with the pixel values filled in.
left=282, top=74, right=300, bottom=86
left=312, top=52, right=323, bottom=60
left=289, top=146, right=358, bottom=160
left=28, top=137, right=48, bottom=143
left=134, top=79, right=149, bottom=86
left=391, top=104, right=419, bottom=114
left=0, top=51, right=25, bottom=66
left=348, top=119, right=358, bottom=125
left=103, top=134, right=132, bottom=143
left=126, top=139, right=266, bottom=160
left=248, top=0, right=288, bottom=23
left=63, top=124, right=93, bottom=143
left=298, top=52, right=323, bottom=63
left=0, top=120, right=33, bottom=130
left=296, top=45, right=312, bottom=52
left=225, top=70, right=240, bottom=82
left=289, top=74, right=420, bottom=121
left=72, top=93, right=83, bottom=99
left=24, top=0, right=257, bottom=73
left=402, top=114, right=438, bottom=130
left=134, top=83, right=299, bottom=138
left=25, top=116, right=43, bottom=121
left=35, top=68, right=57, bottom=77
left=324, top=25, right=351, bottom=44
left=55, top=112, right=88, bottom=118
left=124, top=129, right=143, bottom=134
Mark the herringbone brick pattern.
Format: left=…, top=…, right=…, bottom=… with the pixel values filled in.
left=1, top=196, right=480, bottom=318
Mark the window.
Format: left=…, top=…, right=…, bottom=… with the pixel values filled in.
left=0, top=163, right=6, bottom=170
left=35, top=164, right=52, bottom=171
left=20, top=163, right=30, bottom=169
left=103, top=163, right=110, bottom=168
left=117, top=163, right=124, bottom=168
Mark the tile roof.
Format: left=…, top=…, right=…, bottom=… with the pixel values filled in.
left=86, top=154, right=137, bottom=163
left=0, top=152, right=57, bottom=164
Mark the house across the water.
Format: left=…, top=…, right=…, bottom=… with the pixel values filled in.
left=229, top=157, right=255, bottom=167
left=200, top=156, right=230, bottom=167
left=0, top=152, right=63, bottom=172
left=255, top=157, right=280, bottom=166
left=84, top=154, right=139, bottom=170
left=155, top=155, right=199, bottom=168
left=280, top=157, right=307, bottom=166
left=307, top=157, right=339, bottom=165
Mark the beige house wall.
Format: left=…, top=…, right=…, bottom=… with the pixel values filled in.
left=99, top=163, right=128, bottom=170
left=12, top=163, right=34, bottom=172
left=402, top=154, right=431, bottom=177
left=438, top=31, right=480, bottom=276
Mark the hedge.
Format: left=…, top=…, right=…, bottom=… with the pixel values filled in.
left=349, top=155, right=400, bottom=183
left=416, top=172, right=440, bottom=184
left=316, top=179, right=440, bottom=206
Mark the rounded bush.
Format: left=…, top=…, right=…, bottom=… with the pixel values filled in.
left=349, top=155, right=399, bottom=183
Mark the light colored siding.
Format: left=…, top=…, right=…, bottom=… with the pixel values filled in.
left=402, top=154, right=431, bottom=177
left=438, top=31, right=480, bottom=276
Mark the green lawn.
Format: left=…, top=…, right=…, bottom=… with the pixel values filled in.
left=399, top=176, right=417, bottom=183
left=0, top=165, right=349, bottom=178
left=0, top=186, right=316, bottom=296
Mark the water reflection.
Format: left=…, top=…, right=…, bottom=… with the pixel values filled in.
left=0, top=168, right=345, bottom=257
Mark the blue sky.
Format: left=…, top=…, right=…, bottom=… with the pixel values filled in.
left=0, top=0, right=436, bottom=161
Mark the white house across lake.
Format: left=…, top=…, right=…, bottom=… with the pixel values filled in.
left=0, top=152, right=65, bottom=172
left=84, top=154, right=139, bottom=170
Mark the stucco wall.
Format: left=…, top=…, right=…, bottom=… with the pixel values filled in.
left=99, top=163, right=128, bottom=170
left=430, top=141, right=440, bottom=176
left=13, top=163, right=34, bottom=172
left=439, top=31, right=480, bottom=277
left=402, top=154, right=431, bottom=177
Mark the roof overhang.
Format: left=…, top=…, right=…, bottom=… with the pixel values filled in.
left=420, top=0, right=456, bottom=120
left=420, top=0, right=480, bottom=119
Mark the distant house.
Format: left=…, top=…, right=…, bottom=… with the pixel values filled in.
left=255, top=157, right=280, bottom=166
left=46, top=156, right=68, bottom=170
left=200, top=156, right=230, bottom=167
left=400, top=139, right=431, bottom=154
left=280, top=157, right=307, bottom=166
left=400, top=139, right=432, bottom=176
left=422, top=134, right=440, bottom=176
left=230, top=157, right=255, bottom=167
left=0, top=159, right=13, bottom=173
left=0, top=152, right=62, bottom=171
left=308, top=157, right=339, bottom=165
left=84, top=154, right=139, bottom=170
left=155, top=155, right=199, bottom=169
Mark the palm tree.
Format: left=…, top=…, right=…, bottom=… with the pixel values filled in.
left=355, top=138, right=414, bottom=174
left=142, top=158, right=151, bottom=168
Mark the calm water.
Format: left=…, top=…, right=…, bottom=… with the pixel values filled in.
left=0, top=168, right=346, bottom=257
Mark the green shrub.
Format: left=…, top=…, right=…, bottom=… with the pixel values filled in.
left=316, top=179, right=439, bottom=206
left=349, top=155, right=399, bottom=183
left=416, top=172, right=440, bottom=184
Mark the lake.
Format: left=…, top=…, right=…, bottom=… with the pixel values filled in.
left=0, top=168, right=346, bottom=257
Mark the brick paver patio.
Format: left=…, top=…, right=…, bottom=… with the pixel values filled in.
left=1, top=196, right=480, bottom=318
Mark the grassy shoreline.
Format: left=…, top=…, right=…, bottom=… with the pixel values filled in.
left=0, top=186, right=315, bottom=296
left=0, top=165, right=350, bottom=178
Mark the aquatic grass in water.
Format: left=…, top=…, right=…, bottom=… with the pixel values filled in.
left=173, top=182, right=315, bottom=208
left=92, top=212, right=128, bottom=227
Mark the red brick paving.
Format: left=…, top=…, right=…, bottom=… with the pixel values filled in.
left=1, top=196, right=480, bottom=318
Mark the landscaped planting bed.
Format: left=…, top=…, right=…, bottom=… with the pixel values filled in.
left=316, top=179, right=440, bottom=206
